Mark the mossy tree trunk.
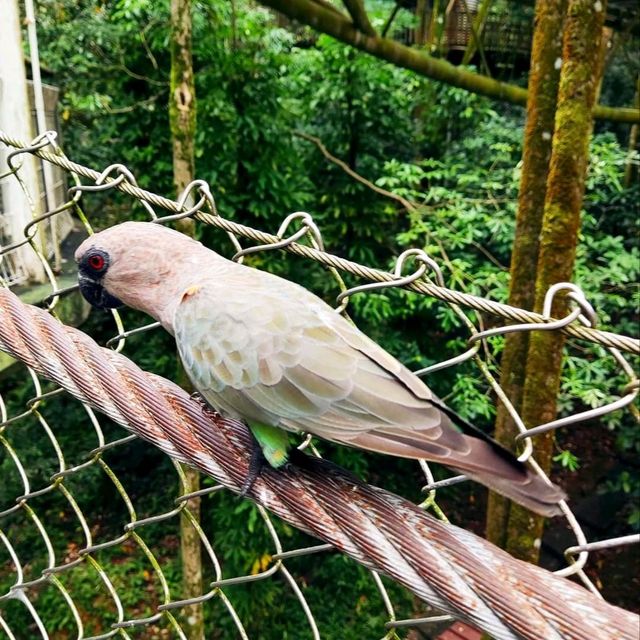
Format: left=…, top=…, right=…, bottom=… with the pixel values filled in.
left=415, top=0, right=428, bottom=46
left=170, top=0, right=196, bottom=208
left=504, top=0, right=608, bottom=564
left=486, top=0, right=567, bottom=549
left=624, top=78, right=639, bottom=188
left=169, top=0, right=203, bottom=637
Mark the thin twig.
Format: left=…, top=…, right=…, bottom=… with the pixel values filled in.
left=294, top=130, right=417, bottom=212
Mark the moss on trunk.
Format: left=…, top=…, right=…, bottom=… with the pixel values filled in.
left=505, top=0, right=608, bottom=564
left=486, top=0, right=567, bottom=549
left=170, top=0, right=196, bottom=199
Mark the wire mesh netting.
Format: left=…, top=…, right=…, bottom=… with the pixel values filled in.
left=0, top=131, right=639, bottom=639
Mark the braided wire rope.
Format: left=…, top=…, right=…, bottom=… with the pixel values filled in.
left=0, top=130, right=637, bottom=356
left=0, top=289, right=639, bottom=640
left=0, top=131, right=638, bottom=639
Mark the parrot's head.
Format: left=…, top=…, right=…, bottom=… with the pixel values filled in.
left=75, top=221, right=202, bottom=323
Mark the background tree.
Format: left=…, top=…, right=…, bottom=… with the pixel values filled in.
left=169, top=0, right=204, bottom=636
left=508, top=0, right=609, bottom=561
left=486, top=0, right=567, bottom=550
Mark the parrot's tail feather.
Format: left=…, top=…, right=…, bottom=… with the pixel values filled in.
left=457, top=467, right=565, bottom=518
left=344, top=430, right=566, bottom=517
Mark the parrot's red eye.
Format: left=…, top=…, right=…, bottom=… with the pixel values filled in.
left=80, top=248, right=109, bottom=277
left=87, top=253, right=107, bottom=272
left=88, top=254, right=105, bottom=270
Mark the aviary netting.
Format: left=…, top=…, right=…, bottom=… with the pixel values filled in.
left=0, top=131, right=638, bottom=639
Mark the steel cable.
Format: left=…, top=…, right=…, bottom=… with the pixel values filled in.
left=0, top=288, right=638, bottom=640
left=0, top=130, right=638, bottom=356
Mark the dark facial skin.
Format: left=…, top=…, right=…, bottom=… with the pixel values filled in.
left=77, top=248, right=123, bottom=310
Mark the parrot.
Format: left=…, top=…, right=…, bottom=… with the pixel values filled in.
left=75, top=221, right=565, bottom=515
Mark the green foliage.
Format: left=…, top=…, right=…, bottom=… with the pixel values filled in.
left=36, top=0, right=173, bottom=190
left=381, top=115, right=639, bottom=528
left=553, top=450, right=580, bottom=472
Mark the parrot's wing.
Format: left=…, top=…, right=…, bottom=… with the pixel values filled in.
left=173, top=278, right=447, bottom=438
left=174, top=277, right=565, bottom=516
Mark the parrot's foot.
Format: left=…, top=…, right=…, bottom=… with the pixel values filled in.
left=239, top=445, right=267, bottom=497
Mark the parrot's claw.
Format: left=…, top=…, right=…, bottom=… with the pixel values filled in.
left=191, top=392, right=221, bottom=419
left=190, top=390, right=205, bottom=403
left=239, top=445, right=267, bottom=497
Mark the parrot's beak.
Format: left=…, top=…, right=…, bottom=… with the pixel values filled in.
left=78, top=274, right=123, bottom=310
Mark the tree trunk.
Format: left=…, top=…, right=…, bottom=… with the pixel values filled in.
left=624, top=78, right=639, bottom=188
left=415, top=0, right=428, bottom=46
left=426, top=0, right=444, bottom=52
left=169, top=1, right=203, bottom=637
left=486, top=0, right=566, bottom=549
left=170, top=0, right=196, bottom=213
left=504, top=0, right=608, bottom=564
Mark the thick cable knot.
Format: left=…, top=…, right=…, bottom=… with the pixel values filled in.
left=232, top=211, right=323, bottom=260
left=5, top=130, right=59, bottom=175
left=153, top=179, right=216, bottom=224
left=69, top=163, right=158, bottom=220
left=468, top=282, right=597, bottom=345
left=336, top=248, right=438, bottom=304
left=513, top=283, right=638, bottom=442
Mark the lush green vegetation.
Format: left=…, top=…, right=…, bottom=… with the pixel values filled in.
left=1, top=0, right=638, bottom=637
